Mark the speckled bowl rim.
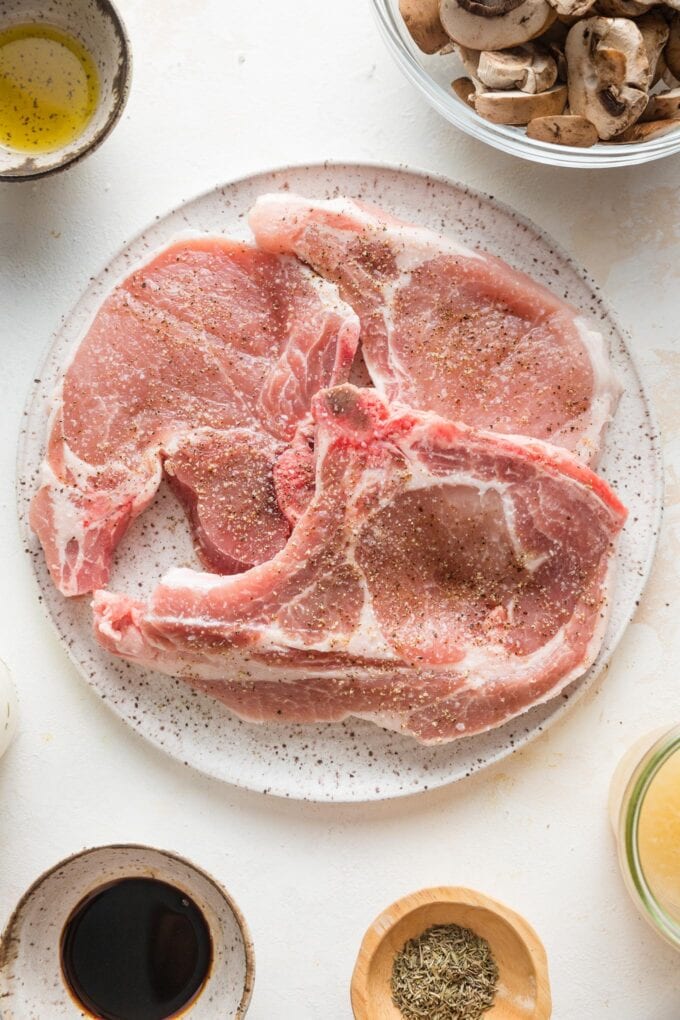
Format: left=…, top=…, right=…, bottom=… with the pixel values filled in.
left=16, top=160, right=664, bottom=802
left=0, top=843, right=256, bottom=1018
left=0, top=0, right=132, bottom=182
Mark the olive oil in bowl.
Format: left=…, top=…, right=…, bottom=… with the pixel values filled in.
left=0, top=24, right=99, bottom=153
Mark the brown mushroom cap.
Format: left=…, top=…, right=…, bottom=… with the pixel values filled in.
left=399, top=0, right=451, bottom=52
left=641, top=86, right=680, bottom=121
left=614, top=117, right=680, bottom=140
left=439, top=0, right=556, bottom=51
left=566, top=18, right=650, bottom=139
left=451, top=75, right=478, bottom=103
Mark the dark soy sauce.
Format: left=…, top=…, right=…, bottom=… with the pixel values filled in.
left=60, top=877, right=212, bottom=1020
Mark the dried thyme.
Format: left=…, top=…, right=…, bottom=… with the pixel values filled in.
left=391, top=923, right=499, bottom=1020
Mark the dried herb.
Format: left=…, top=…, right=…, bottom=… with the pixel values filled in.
left=391, top=923, right=498, bottom=1020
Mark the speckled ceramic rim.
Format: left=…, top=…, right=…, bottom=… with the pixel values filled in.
left=16, top=161, right=663, bottom=801
left=0, top=843, right=256, bottom=1017
left=620, top=729, right=680, bottom=950
left=370, top=0, right=680, bottom=168
left=0, top=0, right=132, bottom=181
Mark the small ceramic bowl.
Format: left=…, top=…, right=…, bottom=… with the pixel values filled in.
left=0, top=0, right=131, bottom=180
left=351, top=886, right=551, bottom=1019
left=0, top=844, right=255, bottom=1018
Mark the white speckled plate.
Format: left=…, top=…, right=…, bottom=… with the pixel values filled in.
left=17, top=163, right=662, bottom=802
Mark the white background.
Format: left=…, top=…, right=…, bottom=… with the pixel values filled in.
left=1, top=1, right=680, bottom=1017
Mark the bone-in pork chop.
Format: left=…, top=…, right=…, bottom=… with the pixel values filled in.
left=30, top=238, right=360, bottom=595
left=93, top=385, right=626, bottom=745
left=249, top=194, right=620, bottom=464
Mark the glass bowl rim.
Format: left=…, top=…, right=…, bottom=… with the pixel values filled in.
left=369, top=0, right=680, bottom=169
left=621, top=726, right=680, bottom=948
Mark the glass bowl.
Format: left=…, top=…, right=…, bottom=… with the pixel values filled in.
left=610, top=726, right=680, bottom=950
left=370, top=0, right=680, bottom=168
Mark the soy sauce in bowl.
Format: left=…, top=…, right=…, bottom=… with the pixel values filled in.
left=60, top=877, right=212, bottom=1020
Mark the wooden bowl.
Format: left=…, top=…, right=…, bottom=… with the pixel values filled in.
left=351, top=886, right=551, bottom=1020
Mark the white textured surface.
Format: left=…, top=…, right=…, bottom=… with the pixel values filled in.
left=0, top=0, right=678, bottom=1016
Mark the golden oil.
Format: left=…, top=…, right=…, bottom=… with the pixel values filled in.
left=0, top=24, right=99, bottom=153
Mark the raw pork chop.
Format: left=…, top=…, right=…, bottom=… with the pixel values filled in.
left=31, top=238, right=360, bottom=596
left=250, top=193, right=620, bottom=464
left=93, top=385, right=626, bottom=745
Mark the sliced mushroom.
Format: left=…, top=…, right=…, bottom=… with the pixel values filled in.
left=477, top=44, right=558, bottom=91
left=549, top=42, right=569, bottom=79
left=539, top=19, right=570, bottom=44
left=614, top=117, right=680, bottom=140
left=527, top=113, right=599, bottom=142
left=455, top=42, right=482, bottom=75
left=546, top=0, right=597, bottom=18
left=594, top=0, right=652, bottom=17
left=538, top=24, right=570, bottom=78
left=638, top=11, right=670, bottom=85
left=566, top=18, right=650, bottom=139
left=399, top=0, right=451, bottom=52
left=451, top=75, right=478, bottom=103
left=473, top=82, right=567, bottom=121
left=666, top=13, right=680, bottom=80
left=641, top=86, right=680, bottom=120
left=556, top=11, right=587, bottom=24
left=654, top=49, right=669, bottom=87
left=439, top=0, right=556, bottom=51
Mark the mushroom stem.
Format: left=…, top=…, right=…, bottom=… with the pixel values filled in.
left=477, top=44, right=558, bottom=91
